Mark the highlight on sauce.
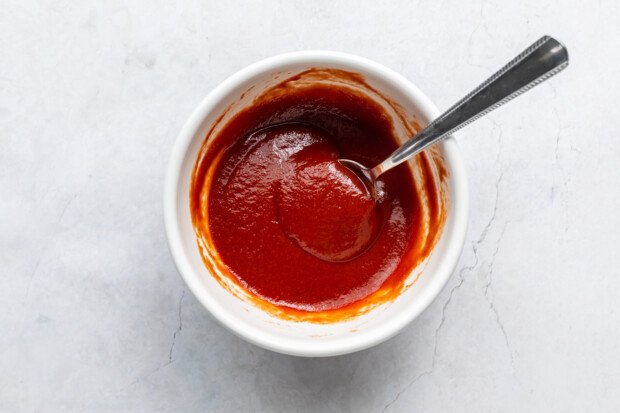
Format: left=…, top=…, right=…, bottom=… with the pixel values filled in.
left=190, top=69, right=449, bottom=323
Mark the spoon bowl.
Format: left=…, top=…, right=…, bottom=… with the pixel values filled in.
left=338, top=159, right=380, bottom=199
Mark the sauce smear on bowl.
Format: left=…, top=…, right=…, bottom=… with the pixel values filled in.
left=190, top=69, right=448, bottom=322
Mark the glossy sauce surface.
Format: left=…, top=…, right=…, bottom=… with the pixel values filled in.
left=190, top=69, right=447, bottom=321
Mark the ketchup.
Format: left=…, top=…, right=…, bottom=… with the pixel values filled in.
left=190, top=69, right=447, bottom=321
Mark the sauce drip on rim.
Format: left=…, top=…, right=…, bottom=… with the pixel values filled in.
left=190, top=69, right=448, bottom=322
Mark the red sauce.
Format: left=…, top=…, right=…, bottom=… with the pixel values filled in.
left=190, top=69, right=448, bottom=322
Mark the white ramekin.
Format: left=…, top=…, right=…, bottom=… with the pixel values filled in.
left=164, top=51, right=468, bottom=357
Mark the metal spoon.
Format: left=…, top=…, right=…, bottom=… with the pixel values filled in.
left=340, top=35, right=569, bottom=194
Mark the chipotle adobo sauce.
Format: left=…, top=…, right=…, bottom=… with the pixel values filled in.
left=190, top=69, right=447, bottom=322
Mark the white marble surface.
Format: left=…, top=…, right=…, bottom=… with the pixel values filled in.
left=1, top=0, right=619, bottom=411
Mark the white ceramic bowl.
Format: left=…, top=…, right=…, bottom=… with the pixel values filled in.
left=164, top=51, right=468, bottom=357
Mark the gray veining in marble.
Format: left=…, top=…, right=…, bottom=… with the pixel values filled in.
left=1, top=0, right=619, bottom=411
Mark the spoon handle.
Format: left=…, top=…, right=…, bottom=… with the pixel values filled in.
left=372, top=36, right=569, bottom=177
